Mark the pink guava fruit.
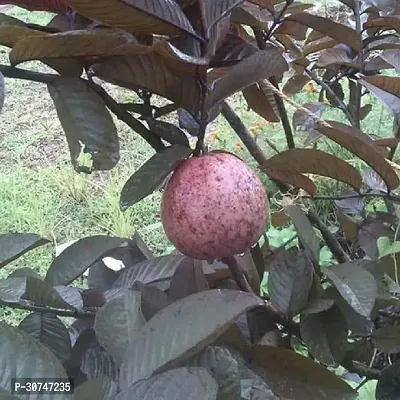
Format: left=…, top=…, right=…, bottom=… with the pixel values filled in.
left=161, top=152, right=268, bottom=260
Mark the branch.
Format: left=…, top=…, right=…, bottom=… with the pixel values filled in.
left=154, top=103, right=179, bottom=118
left=304, top=68, right=357, bottom=127
left=0, top=64, right=165, bottom=152
left=88, top=82, right=165, bottom=152
left=353, top=0, right=364, bottom=128
left=265, top=0, right=292, bottom=40
left=342, top=359, right=381, bottom=380
left=306, top=207, right=350, bottom=263
left=0, top=64, right=57, bottom=84
left=253, top=30, right=295, bottom=149
left=221, top=101, right=270, bottom=165
left=304, top=192, right=400, bottom=203
left=0, top=300, right=96, bottom=319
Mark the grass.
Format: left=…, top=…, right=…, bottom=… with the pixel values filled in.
left=0, top=4, right=397, bottom=323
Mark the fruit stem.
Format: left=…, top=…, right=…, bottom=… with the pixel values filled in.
left=221, top=256, right=254, bottom=293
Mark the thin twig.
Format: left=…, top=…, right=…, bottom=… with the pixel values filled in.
left=0, top=300, right=96, bottom=319
left=354, top=0, right=363, bottom=128
left=304, top=68, right=357, bottom=127
left=88, top=82, right=165, bottom=152
left=265, top=0, right=291, bottom=40
left=307, top=208, right=350, bottom=263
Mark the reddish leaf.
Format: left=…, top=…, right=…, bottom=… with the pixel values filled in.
left=169, top=259, right=209, bottom=300
left=358, top=220, right=393, bottom=259
left=361, top=75, right=400, bottom=98
left=265, top=148, right=363, bottom=191
left=231, top=2, right=272, bottom=29
left=300, top=305, right=348, bottom=366
left=47, top=12, right=91, bottom=31
left=316, top=121, right=400, bottom=191
left=261, top=167, right=317, bottom=195
left=303, top=36, right=338, bottom=56
left=242, top=83, right=279, bottom=122
left=211, top=33, right=257, bottom=63
left=66, top=0, right=198, bottom=37
left=10, top=30, right=128, bottom=64
left=93, top=54, right=202, bottom=109
left=316, top=47, right=358, bottom=69
left=293, top=102, right=330, bottom=132
left=206, top=48, right=288, bottom=109
left=373, top=325, right=400, bottom=353
left=146, top=118, right=189, bottom=146
left=0, top=0, right=70, bottom=12
left=245, top=345, right=356, bottom=400
left=271, top=210, right=291, bottom=228
left=282, top=74, right=309, bottom=95
left=198, top=0, right=242, bottom=37
left=0, top=26, right=46, bottom=48
left=364, top=16, right=400, bottom=34
left=275, top=20, right=308, bottom=41
left=287, top=12, right=362, bottom=50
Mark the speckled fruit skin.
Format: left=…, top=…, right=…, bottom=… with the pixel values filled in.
left=161, top=152, right=268, bottom=260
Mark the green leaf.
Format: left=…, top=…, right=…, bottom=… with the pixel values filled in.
left=267, top=248, right=314, bottom=318
left=245, top=345, right=357, bottom=400
left=357, top=380, right=377, bottom=400
left=119, top=289, right=262, bottom=388
left=113, top=254, right=187, bottom=288
left=74, top=377, right=118, bottom=400
left=376, top=361, right=400, bottom=400
left=300, top=305, right=348, bottom=366
left=115, top=367, right=218, bottom=400
left=0, top=233, right=49, bottom=268
left=284, top=204, right=320, bottom=264
left=120, top=145, right=192, bottom=210
left=324, top=262, right=377, bottom=318
left=45, top=235, right=129, bottom=286
left=19, top=312, right=72, bottom=362
left=377, top=237, right=400, bottom=258
left=94, top=291, right=146, bottom=365
left=47, top=77, right=119, bottom=172
left=0, top=321, right=69, bottom=399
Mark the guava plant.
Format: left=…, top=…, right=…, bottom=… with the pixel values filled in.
left=1, top=0, right=400, bottom=399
